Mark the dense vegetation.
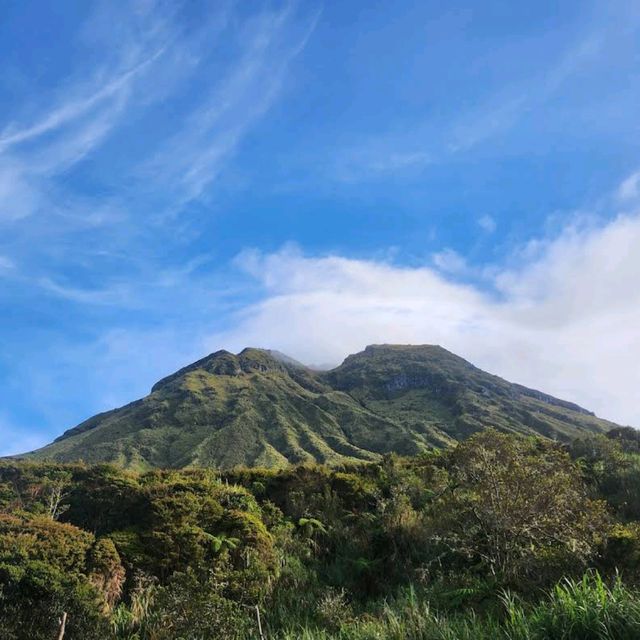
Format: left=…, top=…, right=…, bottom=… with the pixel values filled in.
left=25, top=345, right=615, bottom=469
left=4, top=427, right=640, bottom=638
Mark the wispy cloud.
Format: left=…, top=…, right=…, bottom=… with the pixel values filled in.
left=0, top=1, right=319, bottom=306
left=320, top=19, right=624, bottom=183
left=478, top=214, right=497, bottom=233
left=142, top=4, right=320, bottom=212
left=449, top=34, right=604, bottom=152
left=333, top=147, right=430, bottom=182
left=0, top=6, right=172, bottom=222
left=431, top=248, right=468, bottom=275
left=0, top=48, right=164, bottom=151
left=0, top=256, right=15, bottom=272
left=617, top=170, right=640, bottom=202
left=38, top=278, right=134, bottom=306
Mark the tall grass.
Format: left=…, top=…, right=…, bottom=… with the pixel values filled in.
left=107, top=572, right=640, bottom=639
left=503, top=572, right=640, bottom=640
left=271, top=573, right=640, bottom=640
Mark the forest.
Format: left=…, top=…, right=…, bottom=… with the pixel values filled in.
left=3, top=427, right=640, bottom=639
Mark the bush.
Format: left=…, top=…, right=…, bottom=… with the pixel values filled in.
left=139, top=571, right=252, bottom=640
left=0, top=561, right=110, bottom=640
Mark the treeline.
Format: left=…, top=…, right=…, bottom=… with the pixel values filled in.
left=2, top=427, right=640, bottom=639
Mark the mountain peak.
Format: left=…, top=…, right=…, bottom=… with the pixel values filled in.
left=364, top=343, right=443, bottom=351
left=237, top=347, right=288, bottom=372
left=23, top=344, right=617, bottom=470
left=151, top=347, right=295, bottom=393
left=353, top=343, right=470, bottom=364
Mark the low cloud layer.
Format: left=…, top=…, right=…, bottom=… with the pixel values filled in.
left=210, top=212, right=640, bottom=427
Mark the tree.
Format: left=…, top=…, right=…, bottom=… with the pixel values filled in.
left=607, top=427, right=640, bottom=454
left=571, top=434, right=640, bottom=521
left=426, top=430, right=610, bottom=585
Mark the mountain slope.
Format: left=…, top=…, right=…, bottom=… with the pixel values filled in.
left=23, top=345, right=618, bottom=469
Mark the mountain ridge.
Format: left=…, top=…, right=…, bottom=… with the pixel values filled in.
left=22, top=344, right=618, bottom=470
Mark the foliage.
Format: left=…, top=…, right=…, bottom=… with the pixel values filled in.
left=503, top=572, right=640, bottom=640
left=427, top=430, right=609, bottom=585
left=272, top=574, right=640, bottom=639
left=571, top=434, right=640, bottom=521
left=88, top=537, right=126, bottom=610
left=128, top=570, right=252, bottom=640
left=3, top=428, right=640, bottom=637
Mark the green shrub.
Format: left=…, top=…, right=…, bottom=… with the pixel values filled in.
left=136, top=571, right=252, bottom=640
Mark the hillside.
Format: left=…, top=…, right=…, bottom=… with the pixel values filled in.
left=23, top=344, right=617, bottom=469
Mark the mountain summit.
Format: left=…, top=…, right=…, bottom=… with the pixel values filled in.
left=24, top=345, right=616, bottom=469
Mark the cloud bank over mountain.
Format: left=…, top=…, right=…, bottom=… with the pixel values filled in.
left=212, top=210, right=640, bottom=427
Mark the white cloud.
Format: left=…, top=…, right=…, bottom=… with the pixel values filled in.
left=431, top=248, right=468, bottom=274
left=0, top=158, right=45, bottom=221
left=618, top=171, right=640, bottom=201
left=209, top=214, right=640, bottom=427
left=478, top=214, right=497, bottom=233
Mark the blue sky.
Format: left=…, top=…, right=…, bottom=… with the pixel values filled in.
left=2, top=0, right=640, bottom=455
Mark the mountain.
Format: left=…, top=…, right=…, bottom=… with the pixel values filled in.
left=23, top=345, right=617, bottom=470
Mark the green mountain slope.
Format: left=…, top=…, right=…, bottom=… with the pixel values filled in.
left=23, top=345, right=618, bottom=470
